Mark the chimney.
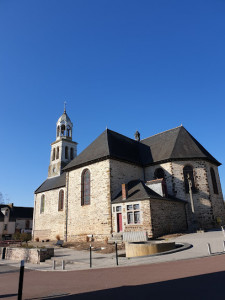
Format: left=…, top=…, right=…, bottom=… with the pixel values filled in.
left=134, top=131, right=140, bottom=142
left=8, top=203, right=14, bottom=208
left=122, top=183, right=128, bottom=200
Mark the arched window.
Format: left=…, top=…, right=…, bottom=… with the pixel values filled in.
left=56, top=147, right=59, bottom=159
left=154, top=168, right=165, bottom=179
left=57, top=126, right=60, bottom=137
left=65, top=146, right=68, bottom=159
left=183, top=165, right=196, bottom=193
left=70, top=148, right=74, bottom=160
left=52, top=148, right=55, bottom=161
left=40, top=195, right=45, bottom=213
left=58, top=190, right=64, bottom=211
left=81, top=169, right=90, bottom=205
left=61, top=124, right=65, bottom=136
left=210, top=168, right=218, bottom=194
left=67, top=126, right=70, bottom=137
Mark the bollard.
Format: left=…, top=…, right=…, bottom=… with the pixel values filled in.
left=115, top=242, right=118, bottom=266
left=18, top=260, right=24, bottom=300
left=52, top=260, right=56, bottom=270
left=207, top=243, right=212, bottom=255
left=1, top=247, right=6, bottom=259
left=221, top=226, right=225, bottom=237
left=90, top=244, right=92, bottom=268
left=62, top=260, right=65, bottom=270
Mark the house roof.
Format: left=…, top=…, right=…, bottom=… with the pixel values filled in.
left=35, top=172, right=66, bottom=194
left=112, top=180, right=187, bottom=203
left=0, top=205, right=33, bottom=221
left=64, top=126, right=220, bottom=172
left=141, top=126, right=220, bottom=166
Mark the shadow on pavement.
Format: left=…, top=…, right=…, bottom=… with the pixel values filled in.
left=0, top=294, right=17, bottom=299
left=35, top=270, right=225, bottom=300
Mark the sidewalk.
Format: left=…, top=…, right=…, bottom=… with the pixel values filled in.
left=1, top=230, right=225, bottom=271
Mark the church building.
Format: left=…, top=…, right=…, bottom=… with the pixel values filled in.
left=33, top=110, right=225, bottom=241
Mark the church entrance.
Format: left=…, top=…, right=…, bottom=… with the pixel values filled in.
left=117, top=213, right=123, bottom=232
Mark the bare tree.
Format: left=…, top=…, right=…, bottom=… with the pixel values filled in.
left=0, top=192, right=4, bottom=204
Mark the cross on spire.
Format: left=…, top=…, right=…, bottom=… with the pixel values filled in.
left=64, top=101, right=67, bottom=113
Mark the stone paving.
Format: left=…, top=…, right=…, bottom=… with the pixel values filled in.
left=1, top=230, right=225, bottom=272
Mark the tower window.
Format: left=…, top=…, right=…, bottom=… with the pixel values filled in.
left=58, top=190, right=64, bottom=211
left=67, top=126, right=71, bottom=137
left=40, top=195, right=45, bottom=213
left=52, top=148, right=55, bottom=161
left=70, top=148, right=74, bottom=160
left=57, top=126, right=60, bottom=137
left=81, top=169, right=90, bottom=205
left=56, top=147, right=59, bottom=159
left=183, top=165, right=196, bottom=193
left=61, top=125, right=65, bottom=136
left=210, top=168, right=218, bottom=194
left=154, top=168, right=165, bottom=179
left=65, top=146, right=68, bottom=159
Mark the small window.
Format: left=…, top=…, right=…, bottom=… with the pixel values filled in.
left=25, top=220, right=30, bottom=229
left=5, top=210, right=8, bottom=217
left=127, top=204, right=141, bottom=224
left=40, top=195, right=45, bottom=213
left=70, top=148, right=74, bottom=160
left=52, top=148, right=55, bottom=161
left=154, top=168, right=165, bottom=179
left=58, top=190, right=64, bottom=211
left=183, top=165, right=196, bottom=193
left=210, top=168, right=218, bottom=194
left=81, top=169, right=90, bottom=205
left=65, top=146, right=68, bottom=159
left=56, top=147, right=59, bottom=159
left=4, top=224, right=7, bottom=230
left=116, top=206, right=121, bottom=212
left=57, top=126, right=60, bottom=137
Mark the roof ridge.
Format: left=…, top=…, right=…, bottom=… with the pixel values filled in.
left=106, top=128, right=138, bottom=144
left=141, top=125, right=182, bottom=141
left=169, top=126, right=182, bottom=158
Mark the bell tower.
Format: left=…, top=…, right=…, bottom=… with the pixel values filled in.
left=48, top=106, right=77, bottom=178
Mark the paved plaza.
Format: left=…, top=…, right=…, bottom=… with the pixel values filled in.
left=1, top=230, right=225, bottom=299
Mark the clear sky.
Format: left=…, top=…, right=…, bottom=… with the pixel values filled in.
left=0, top=0, right=225, bottom=207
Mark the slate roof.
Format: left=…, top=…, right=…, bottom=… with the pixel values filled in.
left=141, top=126, right=220, bottom=166
left=36, top=126, right=220, bottom=193
left=64, top=126, right=220, bottom=172
left=35, top=173, right=66, bottom=194
left=112, top=180, right=187, bottom=203
left=0, top=205, right=33, bottom=221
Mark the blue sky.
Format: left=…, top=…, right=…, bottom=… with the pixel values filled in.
left=0, top=0, right=225, bottom=206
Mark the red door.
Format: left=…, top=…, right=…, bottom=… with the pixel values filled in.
left=117, top=213, right=123, bottom=232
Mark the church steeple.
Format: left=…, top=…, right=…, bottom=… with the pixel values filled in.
left=56, top=107, right=73, bottom=141
left=48, top=108, right=77, bottom=178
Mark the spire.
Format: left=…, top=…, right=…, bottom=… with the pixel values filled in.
left=64, top=101, right=67, bottom=113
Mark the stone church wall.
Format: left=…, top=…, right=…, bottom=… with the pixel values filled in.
left=205, top=162, right=225, bottom=225
left=33, top=188, right=66, bottom=241
left=110, top=159, right=144, bottom=199
left=145, top=162, right=173, bottom=194
left=150, top=198, right=187, bottom=237
left=170, top=160, right=223, bottom=229
left=67, top=160, right=112, bottom=241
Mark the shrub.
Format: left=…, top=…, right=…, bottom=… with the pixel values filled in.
left=56, top=234, right=60, bottom=241
left=20, top=233, right=32, bottom=243
left=35, top=237, right=39, bottom=242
